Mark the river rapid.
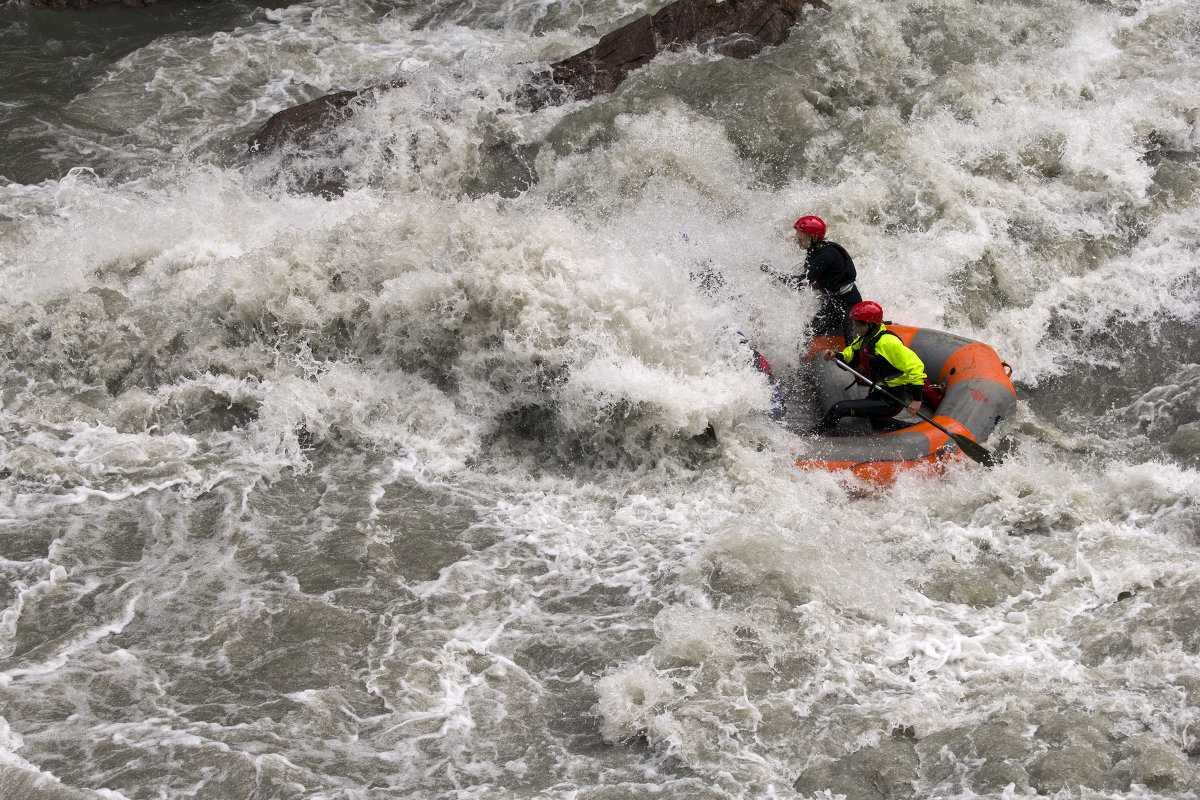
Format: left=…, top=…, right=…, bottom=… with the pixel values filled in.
left=1, top=0, right=1198, bottom=798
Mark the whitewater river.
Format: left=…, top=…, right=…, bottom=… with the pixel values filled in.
left=1, top=0, right=1198, bottom=797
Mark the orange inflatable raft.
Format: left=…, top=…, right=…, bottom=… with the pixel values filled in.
left=794, top=326, right=1016, bottom=483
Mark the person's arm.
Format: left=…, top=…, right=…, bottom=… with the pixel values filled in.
left=822, top=340, right=857, bottom=363
left=760, top=263, right=809, bottom=290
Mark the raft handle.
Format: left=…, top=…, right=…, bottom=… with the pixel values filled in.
left=1002, top=362, right=1013, bottom=377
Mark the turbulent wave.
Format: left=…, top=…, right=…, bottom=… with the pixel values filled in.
left=1, top=0, right=1199, bottom=797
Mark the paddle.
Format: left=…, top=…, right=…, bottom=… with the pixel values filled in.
left=829, top=358, right=995, bottom=467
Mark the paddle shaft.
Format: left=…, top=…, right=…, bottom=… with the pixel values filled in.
left=830, top=357, right=994, bottom=466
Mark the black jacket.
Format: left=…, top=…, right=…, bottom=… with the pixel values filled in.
left=798, top=240, right=856, bottom=295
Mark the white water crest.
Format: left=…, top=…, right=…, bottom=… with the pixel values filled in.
left=1, top=0, right=1199, bottom=797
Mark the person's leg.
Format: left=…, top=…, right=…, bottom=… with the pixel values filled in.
left=815, top=394, right=901, bottom=433
left=861, top=392, right=904, bottom=429
left=837, top=291, right=862, bottom=344
left=811, top=296, right=840, bottom=336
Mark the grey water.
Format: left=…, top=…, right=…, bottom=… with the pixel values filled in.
left=1, top=0, right=1199, bottom=798
left=0, top=0, right=293, bottom=184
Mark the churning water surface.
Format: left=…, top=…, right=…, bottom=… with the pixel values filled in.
left=1, top=0, right=1199, bottom=798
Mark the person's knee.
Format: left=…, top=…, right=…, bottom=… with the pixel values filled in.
left=816, top=404, right=845, bottom=431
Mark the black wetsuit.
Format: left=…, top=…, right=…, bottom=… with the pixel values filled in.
left=776, top=240, right=862, bottom=342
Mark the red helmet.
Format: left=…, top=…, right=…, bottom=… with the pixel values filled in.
left=793, top=215, right=826, bottom=240
left=849, top=301, right=883, bottom=324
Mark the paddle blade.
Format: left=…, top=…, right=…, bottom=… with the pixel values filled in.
left=950, top=433, right=994, bottom=466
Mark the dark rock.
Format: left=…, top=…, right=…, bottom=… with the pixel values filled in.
left=548, top=0, right=828, bottom=102
left=247, top=81, right=407, bottom=154
left=244, top=82, right=404, bottom=196
left=247, top=89, right=372, bottom=154
left=546, top=13, right=658, bottom=101
left=246, top=0, right=828, bottom=160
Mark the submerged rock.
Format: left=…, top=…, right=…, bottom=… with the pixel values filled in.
left=1114, top=734, right=1192, bottom=792
left=247, top=88, right=381, bottom=155
left=793, top=736, right=919, bottom=799
left=1167, top=421, right=1200, bottom=464
left=1028, top=746, right=1111, bottom=793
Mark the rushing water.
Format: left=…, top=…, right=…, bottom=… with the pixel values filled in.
left=1, top=0, right=1199, bottom=797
